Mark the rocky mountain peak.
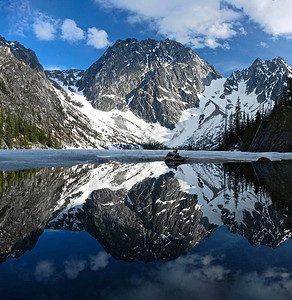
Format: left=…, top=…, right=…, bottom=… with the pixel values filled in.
left=223, top=56, right=292, bottom=102
left=77, top=38, right=222, bottom=128
left=0, top=35, right=43, bottom=72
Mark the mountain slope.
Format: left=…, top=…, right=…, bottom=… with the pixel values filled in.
left=0, top=36, right=109, bottom=148
left=55, top=41, right=292, bottom=149
left=77, top=38, right=222, bottom=128
left=223, top=57, right=292, bottom=102
left=2, top=34, right=292, bottom=149
left=165, top=57, right=292, bottom=149
left=245, top=105, right=292, bottom=152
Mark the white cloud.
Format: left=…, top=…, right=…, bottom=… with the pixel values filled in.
left=94, top=0, right=243, bottom=49
left=44, top=64, right=72, bottom=71
left=95, top=0, right=292, bottom=49
left=33, top=20, right=56, bottom=41
left=87, top=27, right=111, bottom=49
left=227, top=0, right=292, bottom=38
left=89, top=251, right=110, bottom=271
left=5, top=0, right=110, bottom=47
left=6, top=0, right=32, bottom=37
left=61, top=19, right=85, bottom=42
left=32, top=12, right=59, bottom=41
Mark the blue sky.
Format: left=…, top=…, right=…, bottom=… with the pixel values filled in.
left=0, top=0, right=292, bottom=77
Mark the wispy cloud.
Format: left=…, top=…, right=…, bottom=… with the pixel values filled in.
left=6, top=0, right=33, bottom=37
left=34, top=260, right=55, bottom=281
left=89, top=251, right=110, bottom=271
left=43, top=64, right=73, bottom=71
left=258, top=41, right=269, bottom=48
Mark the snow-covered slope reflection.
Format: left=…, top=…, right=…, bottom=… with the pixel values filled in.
left=48, top=161, right=292, bottom=259
left=0, top=160, right=291, bottom=263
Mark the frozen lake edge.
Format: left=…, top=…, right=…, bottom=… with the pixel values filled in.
left=0, top=149, right=292, bottom=171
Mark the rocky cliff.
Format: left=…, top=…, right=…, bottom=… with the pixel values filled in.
left=223, top=57, right=292, bottom=103
left=0, top=36, right=104, bottom=148
left=77, top=38, right=222, bottom=128
left=246, top=106, right=292, bottom=152
left=2, top=34, right=292, bottom=149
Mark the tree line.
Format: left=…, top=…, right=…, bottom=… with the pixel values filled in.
left=0, top=104, right=60, bottom=149
left=218, top=77, right=292, bottom=151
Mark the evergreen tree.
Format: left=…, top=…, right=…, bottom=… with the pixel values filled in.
left=5, top=110, right=14, bottom=148
left=228, top=113, right=234, bottom=134
left=234, top=96, right=242, bottom=132
left=0, top=103, right=60, bottom=149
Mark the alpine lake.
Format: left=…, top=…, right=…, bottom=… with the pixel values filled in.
left=0, top=149, right=292, bottom=300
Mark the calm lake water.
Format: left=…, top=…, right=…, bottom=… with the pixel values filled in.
left=0, top=150, right=292, bottom=300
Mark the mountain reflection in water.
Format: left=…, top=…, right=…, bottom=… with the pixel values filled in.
left=0, top=160, right=291, bottom=265
left=0, top=159, right=292, bottom=300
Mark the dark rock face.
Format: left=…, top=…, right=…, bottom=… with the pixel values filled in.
left=223, top=57, right=292, bottom=103
left=0, top=35, right=43, bottom=71
left=45, top=69, right=84, bottom=93
left=77, top=38, right=222, bottom=128
left=247, top=106, right=292, bottom=152
left=81, top=172, right=217, bottom=262
left=0, top=36, right=103, bottom=148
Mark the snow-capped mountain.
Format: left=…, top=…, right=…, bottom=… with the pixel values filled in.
left=46, top=38, right=292, bottom=149
left=223, top=57, right=292, bottom=103
left=77, top=38, right=222, bottom=129
left=1, top=34, right=291, bottom=149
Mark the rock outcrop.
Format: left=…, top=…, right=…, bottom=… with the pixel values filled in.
left=77, top=38, right=222, bottom=128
